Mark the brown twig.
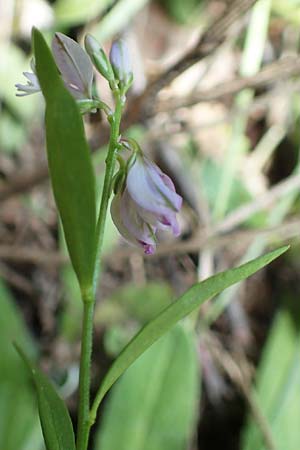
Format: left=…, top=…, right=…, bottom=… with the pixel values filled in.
left=141, top=0, right=258, bottom=109
left=0, top=245, right=66, bottom=266
left=0, top=163, right=49, bottom=202
left=156, top=56, right=300, bottom=113
left=151, top=218, right=300, bottom=258
left=0, top=261, right=35, bottom=295
left=205, top=333, right=277, bottom=450
left=1, top=217, right=298, bottom=267
left=214, top=173, right=300, bottom=235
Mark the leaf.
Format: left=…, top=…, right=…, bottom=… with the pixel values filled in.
left=55, top=0, right=114, bottom=26
left=160, top=0, right=202, bottom=24
left=90, top=0, right=150, bottom=43
left=0, top=111, right=25, bottom=153
left=33, top=28, right=96, bottom=290
left=91, top=246, right=289, bottom=416
left=0, top=279, right=43, bottom=450
left=95, top=325, right=199, bottom=450
left=201, top=158, right=266, bottom=228
left=242, top=305, right=300, bottom=450
left=0, top=383, right=42, bottom=450
left=52, top=32, right=93, bottom=99
left=15, top=345, right=76, bottom=450
left=58, top=226, right=82, bottom=342
left=98, top=281, right=172, bottom=356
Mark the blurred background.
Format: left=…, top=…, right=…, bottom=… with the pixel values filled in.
left=1, top=0, right=300, bottom=449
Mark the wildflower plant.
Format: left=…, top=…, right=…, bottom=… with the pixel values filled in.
left=15, top=28, right=288, bottom=450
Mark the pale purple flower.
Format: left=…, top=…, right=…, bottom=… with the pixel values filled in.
left=15, top=59, right=41, bottom=96
left=111, top=154, right=182, bottom=254
left=109, top=39, right=132, bottom=85
left=16, top=33, right=94, bottom=99
left=52, top=32, right=93, bottom=99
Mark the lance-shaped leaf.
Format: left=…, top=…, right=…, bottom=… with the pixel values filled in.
left=52, top=32, right=93, bottom=99
left=15, top=345, right=76, bottom=450
left=33, top=28, right=96, bottom=290
left=90, top=246, right=289, bottom=421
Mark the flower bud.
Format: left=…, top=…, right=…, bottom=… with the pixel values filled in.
left=84, top=34, right=115, bottom=83
left=109, top=39, right=133, bottom=87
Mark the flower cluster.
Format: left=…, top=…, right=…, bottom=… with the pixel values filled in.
left=111, top=151, right=182, bottom=255
left=15, top=33, right=132, bottom=99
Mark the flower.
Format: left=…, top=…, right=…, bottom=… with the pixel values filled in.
left=16, top=33, right=94, bottom=100
left=52, top=32, right=93, bottom=99
left=15, top=59, right=41, bottom=96
left=111, top=153, right=182, bottom=254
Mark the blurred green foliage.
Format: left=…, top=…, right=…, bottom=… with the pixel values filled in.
left=0, top=280, right=43, bottom=450
left=158, top=0, right=204, bottom=23
left=242, top=303, right=300, bottom=450
left=55, top=0, right=114, bottom=26
left=95, top=325, right=200, bottom=450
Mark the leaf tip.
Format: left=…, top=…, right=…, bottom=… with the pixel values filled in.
left=276, top=244, right=290, bottom=256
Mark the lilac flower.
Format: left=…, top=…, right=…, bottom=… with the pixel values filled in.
left=52, top=32, right=93, bottom=99
left=111, top=154, right=182, bottom=254
left=15, top=59, right=41, bottom=96
left=109, top=39, right=132, bottom=86
left=16, top=33, right=93, bottom=100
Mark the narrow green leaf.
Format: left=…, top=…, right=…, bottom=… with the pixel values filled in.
left=242, top=306, right=300, bottom=450
left=33, top=28, right=96, bottom=290
left=91, top=246, right=289, bottom=417
left=95, top=326, right=199, bottom=450
left=15, top=345, right=76, bottom=450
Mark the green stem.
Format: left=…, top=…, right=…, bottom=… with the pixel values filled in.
left=93, top=94, right=123, bottom=291
left=76, top=93, right=123, bottom=450
left=76, top=291, right=95, bottom=450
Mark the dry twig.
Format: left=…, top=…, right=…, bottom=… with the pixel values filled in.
left=141, top=0, right=258, bottom=108
left=156, top=56, right=300, bottom=113
left=205, top=333, right=277, bottom=450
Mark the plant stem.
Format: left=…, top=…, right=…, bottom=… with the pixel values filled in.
left=76, top=94, right=123, bottom=450
left=93, top=94, right=123, bottom=291
left=76, top=291, right=95, bottom=450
